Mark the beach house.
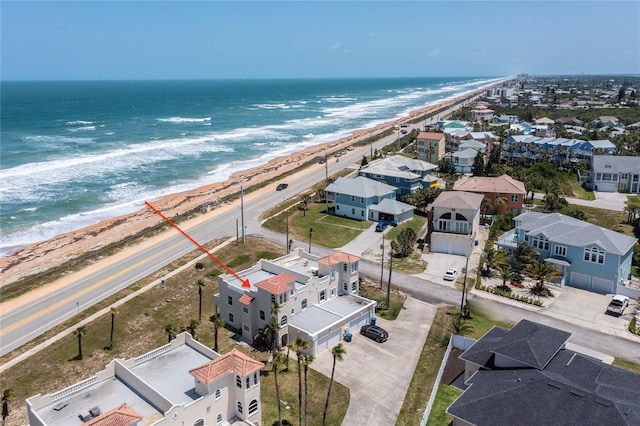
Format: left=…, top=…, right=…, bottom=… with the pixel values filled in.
left=27, top=333, right=265, bottom=426
left=588, top=155, right=640, bottom=193
left=358, top=155, right=438, bottom=196
left=497, top=212, right=637, bottom=295
left=428, top=191, right=484, bottom=256
left=214, top=248, right=376, bottom=355
left=416, top=132, right=446, bottom=164
left=453, top=174, right=526, bottom=215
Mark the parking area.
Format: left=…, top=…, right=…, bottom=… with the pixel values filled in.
left=311, top=297, right=437, bottom=426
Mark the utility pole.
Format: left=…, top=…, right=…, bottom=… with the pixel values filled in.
left=386, top=248, right=393, bottom=309
left=240, top=185, right=245, bottom=244
left=308, top=228, right=313, bottom=254
left=325, top=151, right=328, bottom=181
left=380, top=234, right=385, bottom=289
left=286, top=215, right=289, bottom=253
left=460, top=255, right=470, bottom=318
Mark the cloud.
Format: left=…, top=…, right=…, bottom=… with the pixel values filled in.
left=427, top=48, right=441, bottom=58
left=330, top=42, right=342, bottom=50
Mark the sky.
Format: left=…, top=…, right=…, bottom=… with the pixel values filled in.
left=1, top=1, right=639, bottom=81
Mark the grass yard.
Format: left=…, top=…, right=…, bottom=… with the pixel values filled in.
left=0, top=237, right=350, bottom=426
left=426, top=384, right=462, bottom=426
left=558, top=171, right=595, bottom=200
left=567, top=203, right=634, bottom=237
left=613, top=357, right=640, bottom=375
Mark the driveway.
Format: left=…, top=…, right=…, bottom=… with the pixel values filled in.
left=534, top=191, right=628, bottom=211
left=311, top=297, right=437, bottom=426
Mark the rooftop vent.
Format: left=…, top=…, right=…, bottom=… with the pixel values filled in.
left=547, top=381, right=562, bottom=390
left=570, top=389, right=584, bottom=398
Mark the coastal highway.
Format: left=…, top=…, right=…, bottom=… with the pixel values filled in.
left=0, top=120, right=411, bottom=357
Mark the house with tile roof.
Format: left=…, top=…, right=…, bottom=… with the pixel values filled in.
left=428, top=191, right=484, bottom=256
left=447, top=319, right=640, bottom=426
left=325, top=176, right=414, bottom=224
left=497, top=212, right=637, bottom=294
left=27, top=333, right=264, bottom=426
left=358, top=155, right=438, bottom=196
left=416, top=131, right=446, bottom=163
left=453, top=174, right=526, bottom=215
left=588, top=155, right=640, bottom=193
left=214, top=247, right=376, bottom=355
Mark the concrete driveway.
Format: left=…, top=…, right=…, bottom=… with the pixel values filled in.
left=311, top=297, right=437, bottom=426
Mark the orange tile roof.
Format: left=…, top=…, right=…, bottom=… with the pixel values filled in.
left=83, top=403, right=143, bottom=426
left=418, top=132, right=445, bottom=140
left=254, top=273, right=296, bottom=294
left=189, top=348, right=264, bottom=384
left=239, top=294, right=254, bottom=305
left=453, top=174, right=525, bottom=195
left=316, top=251, right=361, bottom=266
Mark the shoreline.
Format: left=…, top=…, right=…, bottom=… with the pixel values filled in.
left=0, top=83, right=498, bottom=286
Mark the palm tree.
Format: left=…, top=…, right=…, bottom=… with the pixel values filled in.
left=514, top=242, right=539, bottom=272
left=448, top=315, right=474, bottom=336
left=529, top=260, right=561, bottom=297
left=186, top=319, right=200, bottom=339
left=301, top=354, right=315, bottom=426
left=291, top=338, right=309, bottom=426
left=2, top=388, right=14, bottom=426
left=272, top=350, right=286, bottom=426
left=164, top=323, right=176, bottom=343
left=213, top=317, right=225, bottom=352
left=322, top=343, right=346, bottom=426
left=481, top=197, right=492, bottom=221
left=484, top=247, right=508, bottom=276
left=301, top=194, right=312, bottom=217
left=108, top=307, right=117, bottom=350
left=496, top=263, right=516, bottom=290
left=196, top=279, right=205, bottom=321
left=493, top=196, right=507, bottom=216
left=74, top=326, right=86, bottom=360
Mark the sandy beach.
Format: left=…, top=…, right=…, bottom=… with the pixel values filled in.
left=0, top=88, right=487, bottom=288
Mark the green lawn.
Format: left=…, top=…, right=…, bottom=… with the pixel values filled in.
left=426, top=384, right=462, bottom=426
left=613, top=357, right=640, bottom=374
left=558, top=172, right=595, bottom=200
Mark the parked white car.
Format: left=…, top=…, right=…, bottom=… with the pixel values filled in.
left=606, top=295, right=629, bottom=316
left=443, top=268, right=458, bottom=281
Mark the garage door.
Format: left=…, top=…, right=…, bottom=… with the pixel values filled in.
left=316, top=329, right=342, bottom=352
left=596, top=182, right=616, bottom=192
left=592, top=277, right=614, bottom=294
left=349, top=313, right=369, bottom=333
left=569, top=272, right=590, bottom=290
left=452, top=242, right=467, bottom=256
left=432, top=240, right=447, bottom=254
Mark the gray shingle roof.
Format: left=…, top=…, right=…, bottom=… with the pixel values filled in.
left=459, top=326, right=509, bottom=367
left=359, top=155, right=437, bottom=179
left=592, top=155, right=640, bottom=175
left=372, top=198, right=415, bottom=215
left=433, top=191, right=484, bottom=210
left=515, top=212, right=637, bottom=256
left=325, top=176, right=397, bottom=198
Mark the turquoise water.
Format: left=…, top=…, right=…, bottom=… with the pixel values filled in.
left=0, top=77, right=505, bottom=254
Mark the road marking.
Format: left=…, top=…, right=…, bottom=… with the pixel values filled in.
left=0, top=242, right=179, bottom=336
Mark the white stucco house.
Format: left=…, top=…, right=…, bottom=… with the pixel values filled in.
left=428, top=191, right=484, bottom=256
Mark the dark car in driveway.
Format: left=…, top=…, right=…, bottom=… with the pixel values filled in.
left=375, top=221, right=388, bottom=232
left=360, top=324, right=389, bottom=343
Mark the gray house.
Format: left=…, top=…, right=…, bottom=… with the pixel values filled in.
left=589, top=155, right=640, bottom=193
left=358, top=155, right=438, bottom=197
left=448, top=319, right=640, bottom=426
left=325, top=176, right=414, bottom=223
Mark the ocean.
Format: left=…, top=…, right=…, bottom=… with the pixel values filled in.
left=0, top=76, right=505, bottom=255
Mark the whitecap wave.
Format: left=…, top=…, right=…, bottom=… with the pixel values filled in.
left=156, top=117, right=212, bottom=123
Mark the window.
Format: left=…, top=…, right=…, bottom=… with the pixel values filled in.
left=254, top=372, right=258, bottom=385
left=511, top=194, right=519, bottom=202
left=361, top=210, right=364, bottom=217
left=351, top=195, right=355, bottom=202
left=194, top=419, right=204, bottom=426
left=271, top=294, right=276, bottom=304
left=227, top=295, right=233, bottom=305
left=216, top=413, right=223, bottom=425
left=301, top=299, right=308, bottom=310
left=215, top=389, right=222, bottom=400
left=554, top=245, right=567, bottom=257
left=438, top=220, right=450, bottom=231
left=531, top=235, right=549, bottom=251
left=236, top=375, right=242, bottom=388
left=249, top=399, right=259, bottom=416
left=280, top=315, right=288, bottom=325
left=360, top=197, right=365, bottom=203
left=351, top=261, right=359, bottom=272
left=237, top=401, right=243, bottom=415
left=331, top=288, right=336, bottom=298
left=242, top=306, right=249, bottom=314
left=584, top=246, right=605, bottom=264
left=352, top=282, right=357, bottom=293
left=343, top=263, right=348, bottom=272
left=320, top=289, right=326, bottom=302
left=455, top=221, right=468, bottom=234
left=343, top=282, right=348, bottom=292
left=243, top=325, right=249, bottom=332
left=352, top=208, right=355, bottom=215
left=336, top=205, right=340, bottom=210
left=246, top=376, right=250, bottom=389
left=259, top=310, right=265, bottom=321
left=228, top=313, right=234, bottom=323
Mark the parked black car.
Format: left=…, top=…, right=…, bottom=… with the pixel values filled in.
left=276, top=183, right=288, bottom=191
left=360, top=324, right=389, bottom=343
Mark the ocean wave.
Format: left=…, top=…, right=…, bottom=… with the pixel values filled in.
left=66, top=120, right=93, bottom=125
left=68, top=126, right=96, bottom=132
left=250, top=103, right=290, bottom=110
left=156, top=117, right=212, bottom=123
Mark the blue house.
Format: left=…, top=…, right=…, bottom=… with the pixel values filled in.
left=325, top=176, right=413, bottom=223
left=358, top=155, right=438, bottom=197
left=498, top=212, right=637, bottom=295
